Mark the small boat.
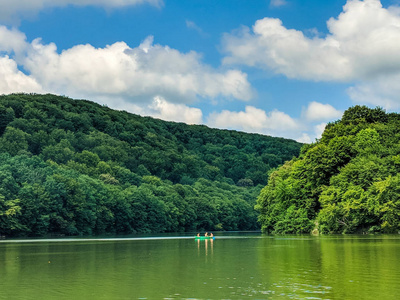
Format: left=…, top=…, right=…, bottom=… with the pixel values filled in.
left=195, top=236, right=215, bottom=240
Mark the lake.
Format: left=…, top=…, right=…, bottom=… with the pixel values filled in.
left=1, top=233, right=399, bottom=299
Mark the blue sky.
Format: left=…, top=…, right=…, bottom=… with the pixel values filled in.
left=1, top=0, right=400, bottom=142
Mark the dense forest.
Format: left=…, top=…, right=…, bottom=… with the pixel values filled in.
left=0, top=93, right=301, bottom=237
left=256, top=106, right=400, bottom=234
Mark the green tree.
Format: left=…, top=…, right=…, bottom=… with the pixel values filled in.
left=0, top=127, right=30, bottom=156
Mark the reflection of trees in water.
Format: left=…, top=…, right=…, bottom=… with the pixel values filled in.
left=256, top=236, right=400, bottom=299
left=197, top=238, right=214, bottom=257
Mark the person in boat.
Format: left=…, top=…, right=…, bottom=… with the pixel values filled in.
left=205, top=232, right=208, bottom=237
left=210, top=233, right=213, bottom=237
left=196, top=233, right=200, bottom=237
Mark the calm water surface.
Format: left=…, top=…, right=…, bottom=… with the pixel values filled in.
left=1, top=233, right=399, bottom=299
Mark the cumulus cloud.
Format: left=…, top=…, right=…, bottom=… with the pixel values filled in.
left=0, top=27, right=253, bottom=105
left=314, top=122, right=327, bottom=139
left=303, top=101, right=342, bottom=121
left=0, top=26, right=27, bottom=54
left=222, top=0, right=400, bottom=108
left=105, top=95, right=203, bottom=124
left=222, top=17, right=352, bottom=81
left=297, top=133, right=312, bottom=144
left=148, top=96, right=203, bottom=124
left=207, top=102, right=341, bottom=142
left=347, top=75, right=400, bottom=109
left=295, top=123, right=327, bottom=143
left=0, top=0, right=163, bottom=23
left=207, top=106, right=300, bottom=138
left=0, top=56, right=43, bottom=95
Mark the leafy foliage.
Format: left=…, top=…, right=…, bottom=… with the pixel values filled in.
left=0, top=93, right=301, bottom=236
left=256, top=106, right=400, bottom=234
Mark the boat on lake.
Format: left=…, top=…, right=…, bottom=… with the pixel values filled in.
left=195, top=236, right=215, bottom=240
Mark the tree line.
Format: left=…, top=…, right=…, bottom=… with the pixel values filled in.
left=0, top=93, right=301, bottom=236
left=256, top=106, right=400, bottom=234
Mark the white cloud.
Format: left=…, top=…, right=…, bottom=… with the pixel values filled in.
left=222, top=17, right=353, bottom=81
left=266, top=110, right=299, bottom=131
left=314, top=122, right=327, bottom=139
left=208, top=106, right=269, bottom=132
left=89, top=95, right=203, bottom=125
left=0, top=26, right=27, bottom=54
left=0, top=56, right=43, bottom=95
left=0, top=0, right=163, bottom=23
left=303, top=101, right=342, bottom=121
left=222, top=0, right=400, bottom=108
left=347, top=75, right=400, bottom=109
left=148, top=96, right=203, bottom=124
left=186, top=20, right=208, bottom=37
left=297, top=123, right=326, bottom=143
left=207, top=102, right=341, bottom=143
left=207, top=106, right=299, bottom=137
left=0, top=28, right=253, bottom=106
left=270, top=0, right=288, bottom=8
left=297, top=133, right=312, bottom=144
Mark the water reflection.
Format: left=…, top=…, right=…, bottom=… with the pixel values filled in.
left=196, top=238, right=214, bottom=256
left=1, top=235, right=399, bottom=299
left=256, top=235, right=400, bottom=300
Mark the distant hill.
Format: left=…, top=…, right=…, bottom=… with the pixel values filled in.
left=0, top=93, right=301, bottom=237
left=256, top=106, right=400, bottom=234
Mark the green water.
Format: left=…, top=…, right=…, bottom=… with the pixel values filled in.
left=1, top=233, right=399, bottom=299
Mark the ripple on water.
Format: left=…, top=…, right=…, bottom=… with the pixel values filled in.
left=236, top=280, right=332, bottom=300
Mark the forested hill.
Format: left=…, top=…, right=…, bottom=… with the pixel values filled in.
left=0, top=93, right=301, bottom=237
left=256, top=106, right=400, bottom=234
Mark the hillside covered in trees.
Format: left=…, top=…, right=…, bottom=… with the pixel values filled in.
left=256, top=106, right=400, bottom=234
left=0, top=93, right=301, bottom=237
